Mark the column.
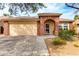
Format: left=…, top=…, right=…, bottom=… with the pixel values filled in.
left=69, top=22, right=73, bottom=30
left=39, top=20, right=44, bottom=35
left=54, top=21, right=59, bottom=36
left=3, top=21, right=9, bottom=36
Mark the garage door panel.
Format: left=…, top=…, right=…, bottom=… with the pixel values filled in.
left=9, top=22, right=37, bottom=36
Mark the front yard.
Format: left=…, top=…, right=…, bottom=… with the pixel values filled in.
left=45, top=37, right=79, bottom=56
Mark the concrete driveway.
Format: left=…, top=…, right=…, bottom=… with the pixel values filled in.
left=0, top=35, right=55, bottom=56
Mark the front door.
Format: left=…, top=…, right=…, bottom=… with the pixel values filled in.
left=45, top=23, right=50, bottom=34
left=45, top=23, right=54, bottom=35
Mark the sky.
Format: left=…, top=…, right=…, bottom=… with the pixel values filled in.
left=29, top=3, right=78, bottom=20
left=0, top=3, right=78, bottom=20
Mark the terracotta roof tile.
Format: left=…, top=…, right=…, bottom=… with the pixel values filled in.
left=0, top=16, right=39, bottom=21
left=59, top=18, right=74, bottom=22
left=38, top=13, right=62, bottom=16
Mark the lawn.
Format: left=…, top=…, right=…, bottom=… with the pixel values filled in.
left=45, top=37, right=79, bottom=56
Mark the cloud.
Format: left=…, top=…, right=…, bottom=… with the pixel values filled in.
left=30, top=3, right=67, bottom=16
left=0, top=3, right=77, bottom=19
left=60, top=9, right=77, bottom=19
left=36, top=3, right=66, bottom=13
left=34, top=3, right=76, bottom=19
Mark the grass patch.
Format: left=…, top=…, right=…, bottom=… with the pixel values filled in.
left=52, top=37, right=66, bottom=45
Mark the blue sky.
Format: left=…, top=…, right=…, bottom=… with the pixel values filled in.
left=0, top=3, right=78, bottom=20
left=29, top=3, right=78, bottom=20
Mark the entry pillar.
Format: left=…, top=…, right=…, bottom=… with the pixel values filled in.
left=39, top=19, right=44, bottom=35
left=3, top=21, right=9, bottom=36
left=54, top=20, right=59, bottom=36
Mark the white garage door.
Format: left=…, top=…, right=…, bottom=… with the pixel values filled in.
left=9, top=21, right=37, bottom=36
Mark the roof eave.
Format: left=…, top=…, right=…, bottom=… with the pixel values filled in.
left=38, top=13, right=62, bottom=17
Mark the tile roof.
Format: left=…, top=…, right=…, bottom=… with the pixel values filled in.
left=38, top=13, right=62, bottom=16
left=59, top=18, right=74, bottom=22
left=0, top=16, right=39, bottom=21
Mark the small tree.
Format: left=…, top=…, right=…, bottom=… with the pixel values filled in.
left=0, top=3, right=46, bottom=16
left=3, top=13, right=10, bottom=16
left=74, top=15, right=79, bottom=20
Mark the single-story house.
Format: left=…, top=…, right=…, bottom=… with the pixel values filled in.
left=0, top=13, right=78, bottom=36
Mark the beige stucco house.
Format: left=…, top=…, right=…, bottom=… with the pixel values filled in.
left=0, top=13, right=78, bottom=36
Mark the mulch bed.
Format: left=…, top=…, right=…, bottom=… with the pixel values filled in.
left=45, top=38, right=79, bottom=56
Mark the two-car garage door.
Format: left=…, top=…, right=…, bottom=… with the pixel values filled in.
left=9, top=21, right=37, bottom=36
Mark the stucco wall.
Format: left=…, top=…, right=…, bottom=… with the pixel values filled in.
left=9, top=21, right=37, bottom=36
left=73, top=20, right=79, bottom=34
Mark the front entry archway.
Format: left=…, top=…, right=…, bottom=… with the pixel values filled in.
left=44, top=20, right=54, bottom=35
left=38, top=13, right=61, bottom=36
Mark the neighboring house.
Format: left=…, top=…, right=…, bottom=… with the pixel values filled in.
left=0, top=13, right=78, bottom=36
left=73, top=19, right=79, bottom=34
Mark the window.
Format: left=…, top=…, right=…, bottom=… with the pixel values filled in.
left=58, top=23, right=68, bottom=30
left=63, top=26, right=68, bottom=30
left=45, top=24, right=50, bottom=33
left=59, top=26, right=62, bottom=30
left=46, top=24, right=49, bottom=29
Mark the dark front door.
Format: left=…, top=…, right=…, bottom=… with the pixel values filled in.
left=0, top=26, right=4, bottom=34
left=45, top=23, right=50, bottom=34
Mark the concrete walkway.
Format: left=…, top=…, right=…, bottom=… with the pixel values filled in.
left=35, top=35, right=56, bottom=56
left=0, top=35, right=56, bottom=56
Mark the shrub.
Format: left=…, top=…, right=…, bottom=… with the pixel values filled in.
left=74, top=44, right=79, bottom=47
left=52, top=37, right=66, bottom=45
left=73, top=42, right=79, bottom=47
left=59, top=30, right=75, bottom=41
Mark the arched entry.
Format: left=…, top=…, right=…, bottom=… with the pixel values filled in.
left=44, top=19, right=55, bottom=35
left=38, top=13, right=61, bottom=36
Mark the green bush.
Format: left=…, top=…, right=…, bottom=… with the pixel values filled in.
left=73, top=42, right=79, bottom=47
left=59, top=30, right=75, bottom=41
left=52, top=37, right=66, bottom=45
left=74, top=44, right=79, bottom=47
